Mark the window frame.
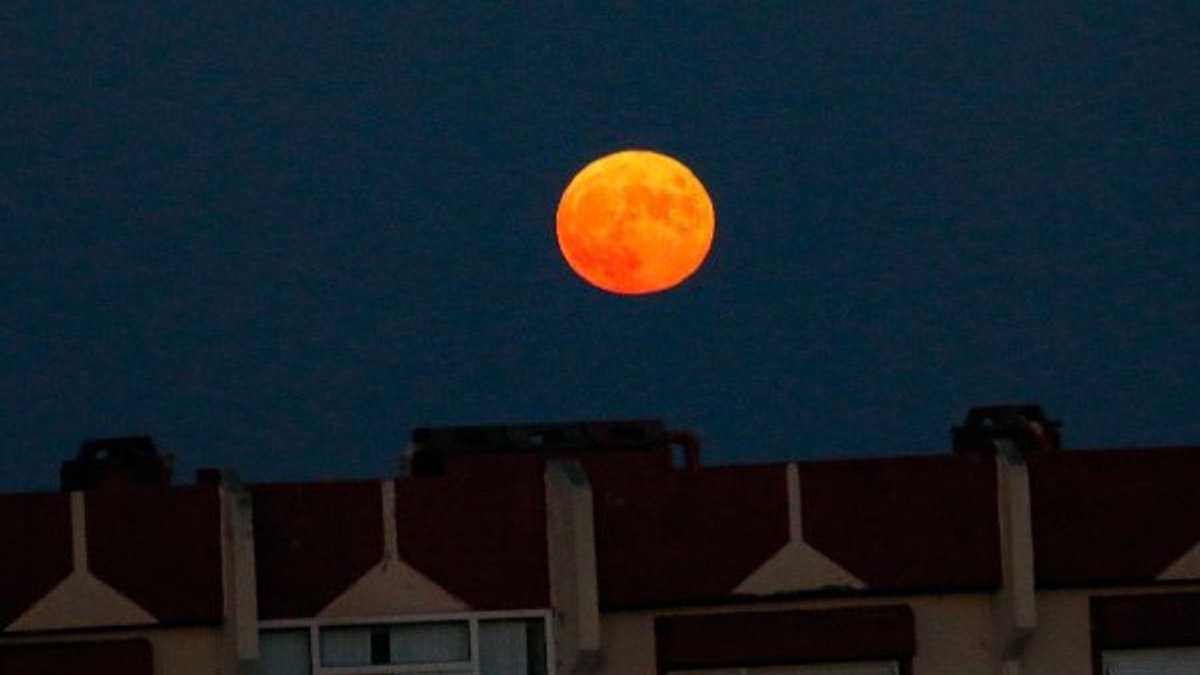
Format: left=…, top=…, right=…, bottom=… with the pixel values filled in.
left=1089, top=591, right=1200, bottom=675
left=259, top=609, right=555, bottom=675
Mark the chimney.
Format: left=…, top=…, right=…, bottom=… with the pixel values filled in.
left=60, top=436, right=173, bottom=492
left=952, top=405, right=1062, bottom=458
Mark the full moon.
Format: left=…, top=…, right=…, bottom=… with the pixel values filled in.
left=556, top=150, right=715, bottom=294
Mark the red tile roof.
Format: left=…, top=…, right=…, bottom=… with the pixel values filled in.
left=86, top=486, right=223, bottom=624
left=593, top=464, right=790, bottom=608
left=801, top=455, right=1002, bottom=591
left=0, top=493, right=71, bottom=628
left=394, top=471, right=550, bottom=610
left=252, top=481, right=385, bottom=619
left=1029, top=447, right=1200, bottom=586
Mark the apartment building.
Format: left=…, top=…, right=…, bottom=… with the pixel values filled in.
left=1, top=406, right=1198, bottom=675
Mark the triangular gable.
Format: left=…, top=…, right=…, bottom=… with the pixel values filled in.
left=319, top=558, right=469, bottom=618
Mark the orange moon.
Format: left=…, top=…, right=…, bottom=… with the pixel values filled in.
left=556, top=150, right=715, bottom=294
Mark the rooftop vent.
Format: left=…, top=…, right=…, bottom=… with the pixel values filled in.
left=60, top=436, right=173, bottom=492
left=952, top=404, right=1062, bottom=457
left=405, top=419, right=699, bottom=477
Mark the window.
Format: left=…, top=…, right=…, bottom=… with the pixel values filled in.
left=655, top=606, right=914, bottom=675
left=0, top=640, right=153, bottom=675
left=259, top=630, right=311, bottom=675
left=321, top=621, right=470, bottom=667
left=480, top=619, right=547, bottom=675
left=257, top=612, right=551, bottom=675
left=1104, top=647, right=1200, bottom=675
left=671, top=662, right=898, bottom=675
left=1090, top=592, right=1200, bottom=675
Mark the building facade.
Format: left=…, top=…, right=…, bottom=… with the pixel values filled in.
left=2, top=407, right=1199, bottom=675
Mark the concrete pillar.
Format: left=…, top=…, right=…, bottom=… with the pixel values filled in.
left=213, top=470, right=258, bottom=675
left=992, top=441, right=1037, bottom=675
left=545, top=460, right=601, bottom=674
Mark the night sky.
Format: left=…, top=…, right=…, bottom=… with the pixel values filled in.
left=3, top=4, right=1197, bottom=492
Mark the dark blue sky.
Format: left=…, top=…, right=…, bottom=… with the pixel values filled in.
left=3, top=3, right=1197, bottom=491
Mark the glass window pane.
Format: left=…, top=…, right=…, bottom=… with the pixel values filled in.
left=524, top=619, right=547, bottom=675
left=480, top=619, right=547, bottom=675
left=258, top=630, right=311, bottom=675
left=320, top=626, right=373, bottom=667
left=481, top=621, right=526, bottom=675
left=321, top=621, right=470, bottom=667
left=389, top=621, right=470, bottom=664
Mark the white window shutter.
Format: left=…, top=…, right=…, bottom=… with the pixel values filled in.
left=1105, top=647, right=1200, bottom=675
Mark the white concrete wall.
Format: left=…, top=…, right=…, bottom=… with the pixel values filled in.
left=595, top=609, right=656, bottom=674
left=155, top=628, right=227, bottom=675
left=1024, top=585, right=1200, bottom=675
left=910, top=594, right=993, bottom=675
left=546, top=460, right=601, bottom=675
left=592, top=585, right=1200, bottom=675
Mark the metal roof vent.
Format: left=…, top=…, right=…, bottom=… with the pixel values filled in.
left=952, top=404, right=1062, bottom=457
left=60, top=436, right=173, bottom=492
left=404, top=419, right=697, bottom=477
